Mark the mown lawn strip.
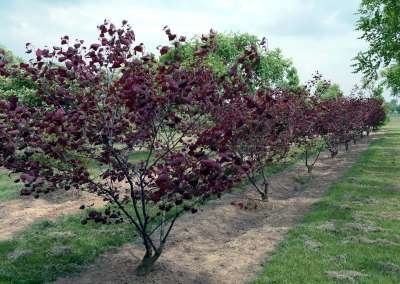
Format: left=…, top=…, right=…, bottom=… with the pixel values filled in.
left=253, top=118, right=400, bottom=284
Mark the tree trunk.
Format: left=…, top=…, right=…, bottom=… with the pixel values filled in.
left=305, top=148, right=312, bottom=174
left=135, top=245, right=162, bottom=276
left=260, top=182, right=269, bottom=201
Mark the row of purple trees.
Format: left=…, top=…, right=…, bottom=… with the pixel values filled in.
left=0, top=21, right=385, bottom=274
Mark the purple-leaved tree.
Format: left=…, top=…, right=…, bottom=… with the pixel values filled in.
left=0, top=21, right=246, bottom=275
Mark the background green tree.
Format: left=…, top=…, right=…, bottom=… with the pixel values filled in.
left=354, top=0, right=400, bottom=96
left=382, top=64, right=400, bottom=96
left=0, top=44, right=39, bottom=106
left=162, top=32, right=301, bottom=90
left=387, top=98, right=398, bottom=113
left=320, top=83, right=343, bottom=100
left=0, top=43, right=23, bottom=64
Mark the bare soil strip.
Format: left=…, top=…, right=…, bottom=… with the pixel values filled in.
left=0, top=191, right=102, bottom=241
left=53, top=136, right=374, bottom=284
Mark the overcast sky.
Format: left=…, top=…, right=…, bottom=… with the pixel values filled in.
left=1, top=0, right=383, bottom=98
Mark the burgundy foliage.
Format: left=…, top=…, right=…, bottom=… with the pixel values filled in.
left=0, top=21, right=386, bottom=274
left=0, top=21, right=246, bottom=274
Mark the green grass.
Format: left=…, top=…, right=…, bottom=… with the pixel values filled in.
left=0, top=211, right=136, bottom=283
left=0, top=170, right=20, bottom=201
left=128, top=150, right=152, bottom=163
left=253, top=118, right=400, bottom=284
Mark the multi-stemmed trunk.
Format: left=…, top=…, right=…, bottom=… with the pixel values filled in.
left=135, top=242, right=163, bottom=276
left=329, top=148, right=338, bottom=158
left=304, top=146, right=321, bottom=174
left=324, top=137, right=338, bottom=159
left=246, top=165, right=270, bottom=201
left=259, top=165, right=270, bottom=201
left=345, top=142, right=349, bottom=152
left=259, top=181, right=269, bottom=201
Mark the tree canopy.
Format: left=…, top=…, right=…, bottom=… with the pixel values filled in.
left=320, top=83, right=343, bottom=101
left=0, top=44, right=38, bottom=106
left=161, top=32, right=301, bottom=90
left=354, top=0, right=400, bottom=96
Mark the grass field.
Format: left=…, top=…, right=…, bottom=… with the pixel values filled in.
left=0, top=171, right=20, bottom=202
left=253, top=118, right=400, bottom=283
left=0, top=214, right=135, bottom=283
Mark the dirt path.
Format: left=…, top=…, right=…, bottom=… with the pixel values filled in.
left=0, top=191, right=102, bottom=241
left=53, top=136, right=375, bottom=284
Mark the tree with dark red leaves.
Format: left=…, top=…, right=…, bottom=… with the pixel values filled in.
left=0, top=21, right=245, bottom=275
left=204, top=87, right=297, bottom=201
left=315, top=95, right=386, bottom=158
left=317, top=98, right=349, bottom=157
left=0, top=20, right=387, bottom=275
left=289, top=73, right=386, bottom=172
left=290, top=74, right=333, bottom=173
left=363, top=97, right=386, bottom=133
left=289, top=93, right=323, bottom=173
